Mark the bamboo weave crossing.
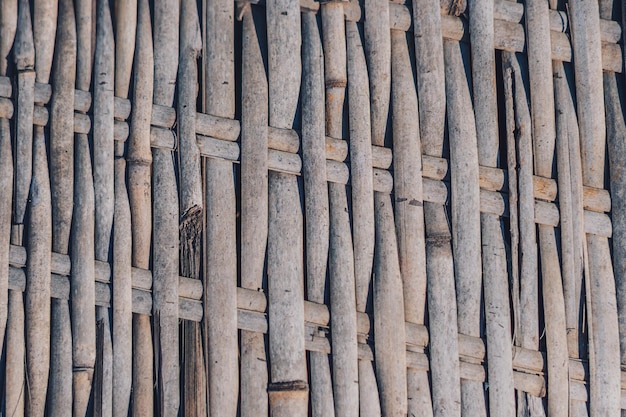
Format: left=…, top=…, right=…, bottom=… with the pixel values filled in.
left=0, top=0, right=625, bottom=415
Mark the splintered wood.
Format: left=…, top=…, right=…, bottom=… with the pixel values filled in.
left=1, top=0, right=626, bottom=415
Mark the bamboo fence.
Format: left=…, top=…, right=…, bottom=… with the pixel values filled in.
left=0, top=0, right=625, bottom=415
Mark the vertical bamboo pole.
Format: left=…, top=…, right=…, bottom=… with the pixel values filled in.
left=302, top=12, right=334, bottom=417
left=443, top=39, right=485, bottom=417
left=128, top=1, right=154, bottom=414
left=203, top=0, right=238, bottom=413
left=412, top=2, right=460, bottom=415
left=33, top=0, right=58, bottom=85
left=47, top=2, right=76, bottom=411
left=94, top=308, right=113, bottom=417
left=364, top=0, right=390, bottom=147
left=114, top=0, right=136, bottom=99
left=239, top=4, right=269, bottom=417
left=569, top=0, right=621, bottom=413
left=152, top=0, right=180, bottom=414
left=390, top=28, right=432, bottom=417
left=321, top=6, right=358, bottom=416
left=346, top=20, right=382, bottom=417
left=267, top=0, right=308, bottom=414
left=467, top=0, right=514, bottom=415
left=0, top=0, right=17, bottom=358
left=6, top=290, right=25, bottom=417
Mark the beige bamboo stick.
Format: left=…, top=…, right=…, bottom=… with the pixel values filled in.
left=390, top=28, right=432, bottom=417
left=328, top=181, right=359, bottom=417
left=443, top=39, right=486, bottom=417
left=112, top=156, right=133, bottom=417
left=569, top=0, right=621, bottom=413
left=151, top=0, right=180, bottom=414
left=468, top=0, right=515, bottom=414
left=6, top=290, right=25, bottom=417
left=373, top=192, right=408, bottom=415
left=266, top=0, right=308, bottom=414
left=0, top=0, right=16, bottom=361
left=13, top=0, right=35, bottom=244
left=203, top=0, right=239, bottom=414
left=33, top=0, right=58, bottom=85
left=48, top=298, right=72, bottom=417
left=128, top=1, right=154, bottom=415
left=364, top=0, right=390, bottom=146
left=302, top=11, right=334, bottom=417
left=74, top=0, right=91, bottom=92
left=114, top=0, right=136, bottom=99
left=94, top=307, right=113, bottom=417
left=239, top=5, right=269, bottom=416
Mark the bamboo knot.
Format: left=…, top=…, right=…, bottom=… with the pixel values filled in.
left=267, top=380, right=309, bottom=392
left=426, top=234, right=452, bottom=246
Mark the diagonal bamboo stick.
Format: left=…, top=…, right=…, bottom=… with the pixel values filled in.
left=204, top=0, right=239, bottom=414
left=152, top=0, right=180, bottom=414
left=302, top=11, right=334, bottom=417
left=467, top=0, right=515, bottom=415
left=239, top=4, right=269, bottom=417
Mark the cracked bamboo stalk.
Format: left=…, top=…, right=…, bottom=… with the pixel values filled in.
left=0, top=0, right=16, bottom=362
left=364, top=0, right=390, bottom=147
left=129, top=0, right=154, bottom=415
left=267, top=0, right=307, bottom=414
left=114, top=0, right=136, bottom=99
left=468, top=0, right=515, bottom=414
left=570, top=0, right=621, bottom=413
left=501, top=51, right=544, bottom=416
left=390, top=28, right=432, bottom=417
left=152, top=0, right=180, bottom=414
left=94, top=307, right=113, bottom=417
left=346, top=20, right=382, bottom=417
left=113, top=156, right=133, bottom=417
left=373, top=192, right=408, bottom=415
left=239, top=5, right=269, bottom=417
left=302, top=11, right=334, bottom=417
left=443, top=39, right=486, bottom=417
left=204, top=0, right=238, bottom=414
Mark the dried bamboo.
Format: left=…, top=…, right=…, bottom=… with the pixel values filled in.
left=33, top=0, right=58, bottom=85
left=302, top=11, right=334, bottom=417
left=364, top=0, right=390, bottom=146
left=443, top=39, right=486, bottom=416
left=94, top=307, right=113, bottom=417
left=71, top=119, right=97, bottom=416
left=239, top=5, right=269, bottom=416
left=266, top=0, right=308, bottom=414
left=328, top=182, right=359, bottom=417
left=151, top=0, right=180, bottom=414
left=0, top=0, right=17, bottom=76
left=6, top=290, right=25, bottom=417
left=48, top=298, right=72, bottom=417
left=569, top=0, right=621, bottom=413
left=114, top=0, right=136, bottom=98
left=128, top=1, right=154, bottom=415
left=390, top=28, right=432, bottom=417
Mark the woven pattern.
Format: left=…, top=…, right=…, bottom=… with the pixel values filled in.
left=0, top=0, right=624, bottom=415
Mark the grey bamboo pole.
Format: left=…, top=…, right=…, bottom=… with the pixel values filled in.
left=203, top=0, right=239, bottom=413
left=33, top=0, right=57, bottom=85
left=6, top=290, right=25, bottom=417
left=267, top=0, right=308, bottom=414
left=364, top=0, right=390, bottom=147
left=48, top=298, right=72, bottom=417
left=94, top=307, right=113, bottom=417
left=0, top=0, right=16, bottom=358
left=390, top=28, right=432, bottom=417
left=346, top=20, right=382, bottom=417
left=467, top=0, right=515, bottom=415
left=412, top=1, right=461, bottom=415
left=569, top=0, right=621, bottom=413
left=128, top=0, right=154, bottom=414
left=152, top=0, right=180, bottom=414
left=114, top=0, right=136, bottom=99
left=302, top=11, right=335, bottom=417
left=239, top=4, right=269, bottom=417
left=321, top=6, right=359, bottom=416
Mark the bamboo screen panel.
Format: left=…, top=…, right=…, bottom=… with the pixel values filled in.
left=0, top=0, right=625, bottom=415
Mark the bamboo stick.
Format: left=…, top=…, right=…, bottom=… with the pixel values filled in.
left=74, top=0, right=91, bottom=92
left=114, top=0, right=136, bottom=98
left=302, top=11, right=334, bottom=417
left=94, top=307, right=113, bottom=417
left=239, top=5, right=269, bottom=416
left=364, top=0, right=390, bottom=146
left=151, top=0, right=180, bottom=414
left=390, top=28, right=432, bottom=417
left=328, top=182, right=359, bottom=417
left=33, top=0, right=58, bottom=85
left=203, top=0, right=239, bottom=414
left=128, top=1, right=154, bottom=415
left=48, top=298, right=72, bottom=417
left=6, top=290, right=25, bottom=417
left=13, top=0, right=35, bottom=244
left=0, top=0, right=17, bottom=76
left=373, top=192, right=408, bottom=415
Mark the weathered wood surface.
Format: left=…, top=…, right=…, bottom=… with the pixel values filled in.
left=0, top=0, right=624, bottom=415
